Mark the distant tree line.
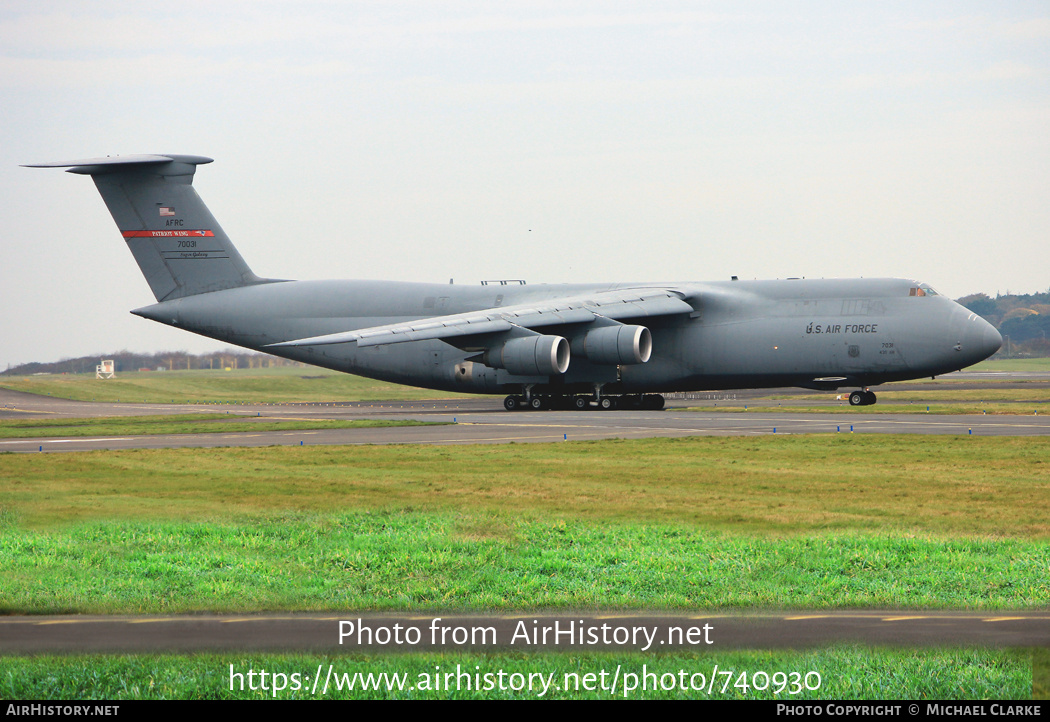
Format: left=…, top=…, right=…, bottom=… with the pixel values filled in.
left=2, top=351, right=309, bottom=376
left=957, top=290, right=1050, bottom=357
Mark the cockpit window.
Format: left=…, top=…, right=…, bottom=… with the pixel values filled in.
left=909, top=283, right=940, bottom=297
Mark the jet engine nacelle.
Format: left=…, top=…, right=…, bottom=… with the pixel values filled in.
left=573, top=324, right=652, bottom=365
left=485, top=335, right=571, bottom=376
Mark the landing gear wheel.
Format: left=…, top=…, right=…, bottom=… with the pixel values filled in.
left=504, top=395, right=521, bottom=411
left=599, top=397, right=615, bottom=410
left=849, top=391, right=877, bottom=407
left=573, top=396, right=589, bottom=410
left=529, top=396, right=545, bottom=411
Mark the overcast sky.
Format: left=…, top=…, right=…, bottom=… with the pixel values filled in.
left=2, top=1, right=1048, bottom=369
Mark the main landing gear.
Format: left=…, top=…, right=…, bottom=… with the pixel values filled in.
left=848, top=390, right=877, bottom=406
left=503, top=394, right=665, bottom=411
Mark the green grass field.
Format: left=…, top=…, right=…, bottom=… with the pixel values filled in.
left=2, top=436, right=1047, bottom=610
left=3, top=512, right=1047, bottom=612
left=0, top=414, right=440, bottom=439
left=0, top=366, right=480, bottom=404
left=0, top=648, right=1033, bottom=699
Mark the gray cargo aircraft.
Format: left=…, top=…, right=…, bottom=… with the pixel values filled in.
left=28, top=154, right=1002, bottom=410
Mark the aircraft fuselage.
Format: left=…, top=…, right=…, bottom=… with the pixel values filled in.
left=133, top=276, right=1001, bottom=397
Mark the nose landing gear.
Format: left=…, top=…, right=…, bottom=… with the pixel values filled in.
left=848, top=390, right=877, bottom=406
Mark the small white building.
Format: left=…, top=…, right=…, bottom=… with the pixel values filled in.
left=96, top=359, right=115, bottom=379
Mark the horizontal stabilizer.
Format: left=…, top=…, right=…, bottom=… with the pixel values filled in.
left=22, top=154, right=213, bottom=175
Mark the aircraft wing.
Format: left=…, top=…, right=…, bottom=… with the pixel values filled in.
left=268, top=288, right=694, bottom=349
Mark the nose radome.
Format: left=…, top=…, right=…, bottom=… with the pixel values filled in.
left=979, top=319, right=1003, bottom=359
left=965, top=315, right=1002, bottom=362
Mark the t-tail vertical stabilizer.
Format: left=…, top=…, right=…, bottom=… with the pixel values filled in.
left=24, top=154, right=274, bottom=301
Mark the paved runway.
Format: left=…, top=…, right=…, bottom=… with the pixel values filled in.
left=3, top=611, right=1048, bottom=654
left=1, top=385, right=1048, bottom=453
